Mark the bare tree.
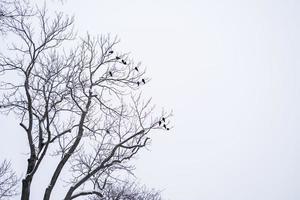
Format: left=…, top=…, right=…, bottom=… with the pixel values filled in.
left=89, top=181, right=162, bottom=200
left=0, top=2, right=171, bottom=200
left=0, top=160, right=18, bottom=200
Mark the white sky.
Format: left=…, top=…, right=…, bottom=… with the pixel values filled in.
left=1, top=0, right=300, bottom=199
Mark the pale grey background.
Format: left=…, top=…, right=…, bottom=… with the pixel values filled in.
left=1, top=0, right=300, bottom=199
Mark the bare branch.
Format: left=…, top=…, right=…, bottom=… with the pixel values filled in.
left=0, top=160, right=19, bottom=200
left=0, top=2, right=171, bottom=200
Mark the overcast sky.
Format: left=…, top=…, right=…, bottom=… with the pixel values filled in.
left=1, top=0, right=300, bottom=199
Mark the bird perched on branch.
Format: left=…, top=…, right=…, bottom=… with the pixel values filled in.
left=116, top=56, right=120, bottom=60
left=122, top=60, right=127, bottom=65
left=109, top=71, right=113, bottom=77
left=109, top=50, right=114, bottom=54
left=134, top=67, right=139, bottom=71
left=162, top=117, right=166, bottom=122
left=137, top=81, right=140, bottom=86
left=158, top=121, right=162, bottom=126
left=163, top=124, right=167, bottom=129
left=142, top=79, right=146, bottom=84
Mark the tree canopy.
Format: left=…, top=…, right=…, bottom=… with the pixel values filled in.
left=0, top=1, right=171, bottom=200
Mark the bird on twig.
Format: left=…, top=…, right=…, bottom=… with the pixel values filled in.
left=109, top=50, right=114, bottom=54
left=116, top=56, right=120, bottom=60
left=162, top=117, right=166, bottom=122
left=142, top=79, right=146, bottom=84
left=163, top=124, right=167, bottom=129
left=137, top=81, right=140, bottom=86
left=122, top=60, right=127, bottom=65
left=158, top=121, right=162, bottom=126
left=167, top=128, right=170, bottom=131
left=109, top=71, right=113, bottom=77
left=106, top=130, right=110, bottom=134
left=134, top=67, right=139, bottom=72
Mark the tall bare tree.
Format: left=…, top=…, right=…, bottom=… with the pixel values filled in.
left=0, top=160, right=18, bottom=200
left=0, top=2, right=171, bottom=200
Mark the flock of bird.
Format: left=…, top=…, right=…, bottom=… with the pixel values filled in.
left=107, top=50, right=170, bottom=131
left=107, top=50, right=146, bottom=86
left=158, top=117, right=170, bottom=130
left=105, top=116, right=170, bottom=135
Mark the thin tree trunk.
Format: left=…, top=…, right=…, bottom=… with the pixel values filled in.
left=21, top=178, right=31, bottom=200
left=43, top=94, right=92, bottom=200
left=21, top=156, right=35, bottom=200
left=64, top=187, right=74, bottom=200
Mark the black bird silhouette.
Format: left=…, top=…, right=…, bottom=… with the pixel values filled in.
left=142, top=79, right=146, bottom=84
left=163, top=124, right=167, bottom=129
left=167, top=128, right=170, bottom=131
left=109, top=71, right=113, bottom=77
left=122, top=60, right=127, bottom=65
left=134, top=67, right=139, bottom=71
left=109, top=50, right=114, bottom=54
left=137, top=81, right=140, bottom=86
left=162, top=117, right=166, bottom=122
left=106, top=130, right=110, bottom=134
left=158, top=121, right=162, bottom=126
left=116, top=56, right=120, bottom=60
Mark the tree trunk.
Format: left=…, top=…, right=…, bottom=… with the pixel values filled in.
left=43, top=187, right=51, bottom=200
left=63, top=187, right=74, bottom=200
left=21, top=157, right=35, bottom=200
left=21, top=178, right=32, bottom=200
left=43, top=97, right=92, bottom=200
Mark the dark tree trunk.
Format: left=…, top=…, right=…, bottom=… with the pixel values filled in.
left=21, top=178, right=32, bottom=200
left=43, top=188, right=51, bottom=200
left=63, top=187, right=74, bottom=200
left=21, top=157, right=36, bottom=200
